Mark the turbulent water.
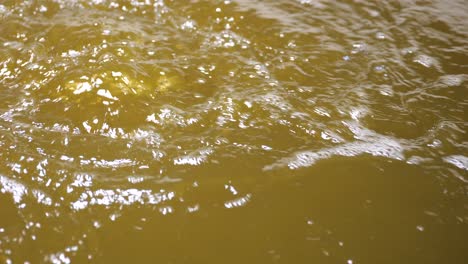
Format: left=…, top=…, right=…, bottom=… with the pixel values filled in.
left=0, top=0, right=467, bottom=263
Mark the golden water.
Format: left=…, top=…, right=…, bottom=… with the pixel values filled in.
left=0, top=0, right=467, bottom=263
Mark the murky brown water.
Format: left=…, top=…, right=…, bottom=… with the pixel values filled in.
left=0, top=0, right=467, bottom=263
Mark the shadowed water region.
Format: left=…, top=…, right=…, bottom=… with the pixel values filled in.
left=0, top=0, right=467, bottom=263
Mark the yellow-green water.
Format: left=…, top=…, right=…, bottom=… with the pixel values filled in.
left=0, top=0, right=467, bottom=263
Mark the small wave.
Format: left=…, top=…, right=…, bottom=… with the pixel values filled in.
left=70, top=188, right=175, bottom=211
left=264, top=122, right=404, bottom=170
left=0, top=175, right=52, bottom=205
left=443, top=155, right=468, bottom=171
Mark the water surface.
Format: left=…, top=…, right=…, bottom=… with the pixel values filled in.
left=0, top=0, right=467, bottom=263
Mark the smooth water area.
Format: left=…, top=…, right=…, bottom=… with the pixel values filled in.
left=0, top=0, right=467, bottom=263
